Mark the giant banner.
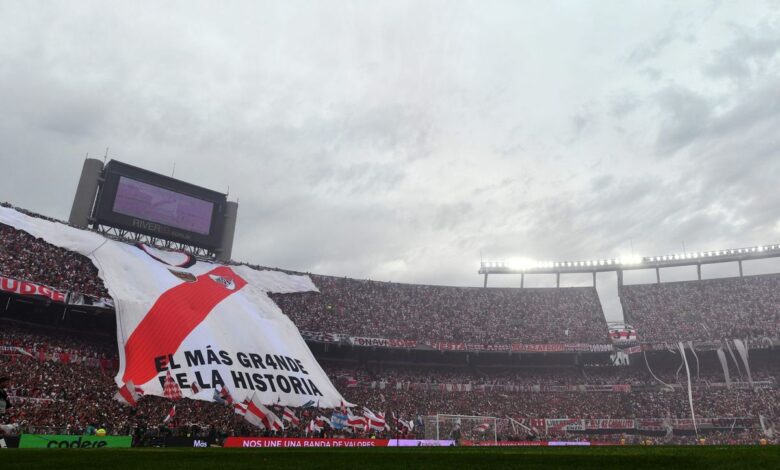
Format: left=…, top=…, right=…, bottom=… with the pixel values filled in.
left=0, top=207, right=346, bottom=407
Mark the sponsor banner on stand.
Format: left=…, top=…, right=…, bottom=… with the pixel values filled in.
left=427, top=342, right=612, bottom=353
left=461, top=440, right=611, bottom=447
left=511, top=343, right=612, bottom=353
left=18, top=434, right=132, bottom=449
left=461, top=440, right=547, bottom=447
left=224, top=437, right=391, bottom=448
left=545, top=419, right=585, bottom=432
left=388, top=439, right=455, bottom=447
left=541, top=385, right=631, bottom=393
left=349, top=337, right=418, bottom=349
left=583, top=419, right=635, bottom=430
left=0, top=275, right=67, bottom=303
left=425, top=341, right=466, bottom=351
left=464, top=343, right=511, bottom=352
left=668, top=418, right=753, bottom=431
left=0, top=207, right=347, bottom=408
left=300, top=331, right=344, bottom=343
left=636, top=419, right=665, bottom=431
left=707, top=381, right=774, bottom=390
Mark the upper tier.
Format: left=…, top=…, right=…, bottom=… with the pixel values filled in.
left=621, top=275, right=780, bottom=342
left=0, top=218, right=607, bottom=344
left=271, top=275, right=607, bottom=343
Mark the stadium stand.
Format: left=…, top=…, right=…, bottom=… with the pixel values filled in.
left=0, top=223, right=109, bottom=299
left=1, top=322, right=778, bottom=443
left=0, top=205, right=778, bottom=445
left=271, top=275, right=607, bottom=343
left=621, top=276, right=780, bottom=342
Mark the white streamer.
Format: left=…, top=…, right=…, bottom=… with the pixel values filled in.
left=677, top=341, right=697, bottom=436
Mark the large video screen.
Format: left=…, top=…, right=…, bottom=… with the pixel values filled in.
left=92, top=160, right=227, bottom=249
left=113, top=176, right=213, bottom=235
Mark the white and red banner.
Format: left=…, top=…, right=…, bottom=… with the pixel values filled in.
left=0, top=274, right=67, bottom=303
left=511, top=343, right=611, bottom=353
left=0, top=206, right=346, bottom=408
left=583, top=419, right=635, bottom=430
left=348, top=336, right=417, bottom=349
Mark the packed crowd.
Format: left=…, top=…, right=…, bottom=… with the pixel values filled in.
left=0, top=223, right=109, bottom=298
left=271, top=275, right=608, bottom=344
left=325, top=362, right=772, bottom=388
left=0, top=205, right=778, bottom=445
left=1, top=214, right=609, bottom=345
left=1, top=323, right=777, bottom=444
left=621, top=275, right=780, bottom=343
left=4, top=208, right=780, bottom=346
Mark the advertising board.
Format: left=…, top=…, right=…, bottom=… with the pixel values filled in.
left=18, top=434, right=132, bottom=448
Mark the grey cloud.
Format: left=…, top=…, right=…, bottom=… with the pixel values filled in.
left=1, top=0, right=779, bottom=295
left=307, top=162, right=407, bottom=196
left=625, top=28, right=678, bottom=65
left=432, top=202, right=473, bottom=231
left=703, top=21, right=780, bottom=81
left=609, top=92, right=642, bottom=117
left=654, top=85, right=712, bottom=155
left=590, top=174, right=614, bottom=191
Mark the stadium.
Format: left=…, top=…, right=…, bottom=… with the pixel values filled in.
left=2, top=2, right=780, bottom=469
left=0, top=158, right=778, bottom=469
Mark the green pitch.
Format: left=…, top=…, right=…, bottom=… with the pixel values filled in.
left=0, top=446, right=777, bottom=469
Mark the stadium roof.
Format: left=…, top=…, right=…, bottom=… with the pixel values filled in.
left=479, top=244, right=780, bottom=275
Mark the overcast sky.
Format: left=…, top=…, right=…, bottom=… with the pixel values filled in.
left=1, top=0, right=779, bottom=310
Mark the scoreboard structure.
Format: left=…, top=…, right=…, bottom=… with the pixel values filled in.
left=69, top=159, right=238, bottom=260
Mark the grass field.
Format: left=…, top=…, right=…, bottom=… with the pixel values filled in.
left=0, top=446, right=778, bottom=470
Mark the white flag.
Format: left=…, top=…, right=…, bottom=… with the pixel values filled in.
left=0, top=206, right=346, bottom=407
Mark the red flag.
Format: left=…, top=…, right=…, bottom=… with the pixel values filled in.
left=283, top=407, right=300, bottom=426
left=163, top=371, right=182, bottom=400
left=233, top=400, right=248, bottom=416
left=306, top=419, right=322, bottom=434
left=163, top=405, right=176, bottom=424
left=114, top=380, right=141, bottom=407
left=363, top=407, right=386, bottom=430
left=219, top=385, right=234, bottom=405
left=347, top=413, right=367, bottom=428
left=243, top=393, right=283, bottom=431
left=190, top=382, right=200, bottom=395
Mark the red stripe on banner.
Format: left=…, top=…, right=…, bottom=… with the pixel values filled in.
left=122, top=266, right=247, bottom=385
left=118, top=385, right=137, bottom=406
left=247, top=401, right=271, bottom=428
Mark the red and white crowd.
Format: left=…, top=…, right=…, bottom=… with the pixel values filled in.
left=621, top=276, right=780, bottom=342
left=271, top=275, right=607, bottom=344
left=0, top=206, right=778, bottom=445
left=1, top=322, right=777, bottom=444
